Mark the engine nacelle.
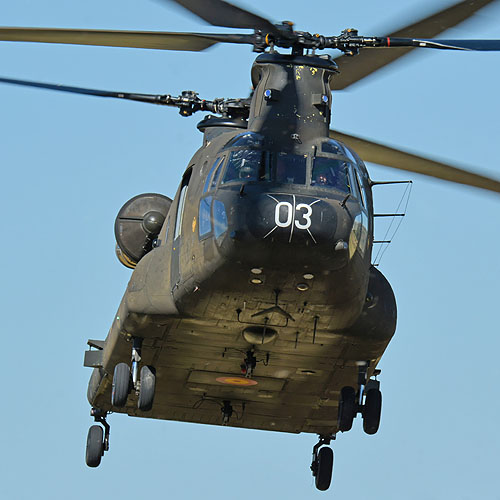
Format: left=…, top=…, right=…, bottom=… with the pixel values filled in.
left=114, top=193, right=172, bottom=268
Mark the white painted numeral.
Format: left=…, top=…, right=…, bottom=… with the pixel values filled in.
left=275, top=201, right=294, bottom=227
left=294, top=203, right=312, bottom=230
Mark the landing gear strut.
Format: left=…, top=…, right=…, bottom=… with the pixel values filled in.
left=310, top=435, right=335, bottom=491
left=85, top=408, right=110, bottom=468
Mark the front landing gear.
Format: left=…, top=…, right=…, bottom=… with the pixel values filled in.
left=311, top=435, right=335, bottom=491
left=85, top=408, right=110, bottom=468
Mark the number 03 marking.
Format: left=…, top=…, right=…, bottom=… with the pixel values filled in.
left=274, top=201, right=313, bottom=230
left=295, top=203, right=312, bottom=229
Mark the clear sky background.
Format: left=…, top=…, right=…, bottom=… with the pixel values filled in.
left=1, top=1, right=499, bottom=498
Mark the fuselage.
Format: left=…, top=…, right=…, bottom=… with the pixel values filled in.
left=87, top=53, right=396, bottom=436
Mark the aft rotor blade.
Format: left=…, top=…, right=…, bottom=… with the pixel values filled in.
left=332, top=0, right=498, bottom=90
left=330, top=129, right=500, bottom=194
left=164, top=0, right=279, bottom=35
left=0, top=27, right=253, bottom=51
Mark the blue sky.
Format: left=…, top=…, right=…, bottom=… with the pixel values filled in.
left=1, top=1, right=499, bottom=498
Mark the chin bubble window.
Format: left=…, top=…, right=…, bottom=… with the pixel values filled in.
left=311, top=158, right=350, bottom=192
left=213, top=200, right=228, bottom=240
left=198, top=196, right=212, bottom=238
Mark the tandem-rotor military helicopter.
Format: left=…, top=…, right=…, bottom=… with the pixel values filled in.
left=2, top=0, right=500, bottom=492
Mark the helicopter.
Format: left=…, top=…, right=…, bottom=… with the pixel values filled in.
left=2, top=0, right=500, bottom=493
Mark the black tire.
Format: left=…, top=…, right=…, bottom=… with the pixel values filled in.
left=85, top=425, right=103, bottom=468
left=111, top=362, right=130, bottom=407
left=138, top=365, right=156, bottom=411
left=315, top=447, right=334, bottom=491
left=338, top=386, right=357, bottom=432
left=363, top=388, right=382, bottom=435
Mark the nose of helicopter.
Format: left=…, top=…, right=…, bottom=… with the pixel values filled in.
left=215, top=187, right=352, bottom=270
left=248, top=192, right=337, bottom=244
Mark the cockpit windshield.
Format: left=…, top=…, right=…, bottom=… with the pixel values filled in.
left=218, top=139, right=350, bottom=191
left=223, top=132, right=265, bottom=149
left=311, top=157, right=350, bottom=192
left=321, top=139, right=344, bottom=155
left=272, top=152, right=307, bottom=185
left=222, top=149, right=266, bottom=183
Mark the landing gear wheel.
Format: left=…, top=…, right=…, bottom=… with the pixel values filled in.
left=137, top=365, right=156, bottom=411
left=85, top=425, right=104, bottom=468
left=338, top=386, right=357, bottom=432
left=363, top=388, right=382, bottom=435
left=111, top=362, right=131, bottom=407
left=315, top=447, right=334, bottom=491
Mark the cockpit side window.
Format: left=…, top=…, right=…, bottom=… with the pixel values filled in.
left=354, top=169, right=367, bottom=209
left=210, top=156, right=224, bottom=189
left=311, top=157, right=350, bottom=192
left=203, top=158, right=220, bottom=193
left=342, top=145, right=358, bottom=165
left=272, top=152, right=307, bottom=185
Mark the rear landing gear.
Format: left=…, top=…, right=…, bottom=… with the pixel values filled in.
left=311, top=435, right=335, bottom=491
left=85, top=408, right=110, bottom=468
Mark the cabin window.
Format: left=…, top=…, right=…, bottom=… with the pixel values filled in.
left=222, top=150, right=265, bottom=183
left=272, top=152, right=307, bottom=185
left=174, top=168, right=192, bottom=239
left=311, top=158, right=350, bottom=191
left=164, top=217, right=170, bottom=242
left=198, top=196, right=212, bottom=238
left=213, top=200, right=228, bottom=239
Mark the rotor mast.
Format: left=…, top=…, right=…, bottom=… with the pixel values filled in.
left=247, top=53, right=338, bottom=148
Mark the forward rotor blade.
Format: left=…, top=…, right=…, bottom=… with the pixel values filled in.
left=332, top=0, right=497, bottom=90
left=0, top=27, right=253, bottom=51
left=387, top=38, right=500, bottom=51
left=0, top=76, right=168, bottom=104
left=330, top=129, right=500, bottom=194
left=164, top=0, right=279, bottom=35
